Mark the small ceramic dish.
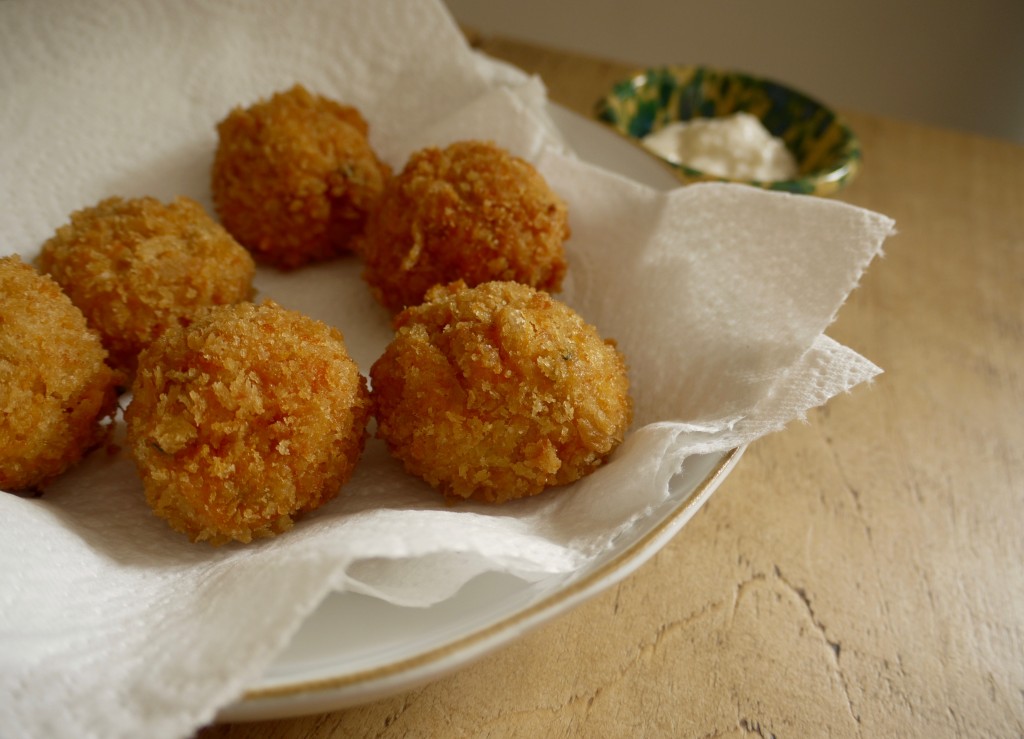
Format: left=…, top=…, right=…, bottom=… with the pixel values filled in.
left=595, top=65, right=861, bottom=195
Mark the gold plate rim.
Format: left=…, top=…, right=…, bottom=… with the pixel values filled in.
left=239, top=446, right=742, bottom=704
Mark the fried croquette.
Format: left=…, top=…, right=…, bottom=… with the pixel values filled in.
left=212, top=84, right=391, bottom=269
left=358, top=140, right=570, bottom=313
left=370, top=281, right=632, bottom=503
left=125, top=300, right=371, bottom=544
left=0, top=256, right=120, bottom=491
left=37, top=195, right=255, bottom=378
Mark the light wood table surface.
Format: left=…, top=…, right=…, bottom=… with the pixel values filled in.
left=201, top=34, right=1024, bottom=739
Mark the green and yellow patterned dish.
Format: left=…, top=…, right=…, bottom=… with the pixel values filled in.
left=595, top=65, right=861, bottom=196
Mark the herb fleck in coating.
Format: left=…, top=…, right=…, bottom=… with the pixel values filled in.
left=370, top=281, right=631, bottom=503
left=359, top=141, right=569, bottom=313
left=126, top=301, right=370, bottom=544
left=0, top=256, right=119, bottom=491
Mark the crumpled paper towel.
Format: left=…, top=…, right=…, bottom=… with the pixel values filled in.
left=0, top=0, right=895, bottom=737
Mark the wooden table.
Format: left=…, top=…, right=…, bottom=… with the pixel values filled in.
left=201, top=35, right=1024, bottom=738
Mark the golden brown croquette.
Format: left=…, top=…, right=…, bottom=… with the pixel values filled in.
left=358, top=140, right=570, bottom=313
left=125, top=300, right=371, bottom=544
left=212, top=84, right=391, bottom=269
left=370, top=281, right=631, bottom=503
left=37, top=195, right=255, bottom=379
left=0, top=255, right=120, bottom=491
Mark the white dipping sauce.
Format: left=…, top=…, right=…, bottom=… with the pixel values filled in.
left=641, top=112, right=798, bottom=181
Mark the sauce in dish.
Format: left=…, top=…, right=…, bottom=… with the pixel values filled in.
left=641, top=112, right=798, bottom=181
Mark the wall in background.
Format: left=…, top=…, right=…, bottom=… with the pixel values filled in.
left=445, top=0, right=1024, bottom=145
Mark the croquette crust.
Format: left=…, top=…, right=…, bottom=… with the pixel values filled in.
left=125, top=301, right=371, bottom=544
left=212, top=84, right=391, bottom=269
left=359, top=141, right=570, bottom=313
left=37, top=195, right=255, bottom=378
left=370, top=281, right=632, bottom=503
left=0, top=256, right=119, bottom=491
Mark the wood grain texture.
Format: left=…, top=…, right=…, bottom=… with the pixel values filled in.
left=200, top=36, right=1024, bottom=738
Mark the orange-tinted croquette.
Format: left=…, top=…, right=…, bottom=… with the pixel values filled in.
left=125, top=300, right=371, bottom=544
left=358, top=140, right=570, bottom=313
left=37, top=195, right=255, bottom=379
left=370, top=281, right=632, bottom=503
left=212, top=84, right=391, bottom=269
left=0, top=255, right=120, bottom=491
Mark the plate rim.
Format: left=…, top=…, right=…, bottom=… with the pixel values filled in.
left=223, top=446, right=742, bottom=720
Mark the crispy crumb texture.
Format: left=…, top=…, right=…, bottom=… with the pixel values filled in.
left=370, top=281, right=632, bottom=503
left=125, top=301, right=371, bottom=544
left=212, top=84, right=391, bottom=269
left=0, top=256, right=120, bottom=491
left=359, top=140, right=570, bottom=313
left=37, top=195, right=255, bottom=378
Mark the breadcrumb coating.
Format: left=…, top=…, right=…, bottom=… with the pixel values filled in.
left=359, top=140, right=570, bottom=313
left=370, top=281, right=632, bottom=503
left=0, top=256, right=120, bottom=491
left=125, top=301, right=371, bottom=544
left=37, top=195, right=255, bottom=379
left=212, top=84, right=391, bottom=269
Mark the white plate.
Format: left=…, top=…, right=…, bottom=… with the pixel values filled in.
left=218, top=106, right=744, bottom=723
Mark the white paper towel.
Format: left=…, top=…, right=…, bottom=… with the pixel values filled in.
left=0, top=1, right=895, bottom=737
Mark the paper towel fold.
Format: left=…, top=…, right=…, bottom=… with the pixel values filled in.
left=0, top=1, right=894, bottom=737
